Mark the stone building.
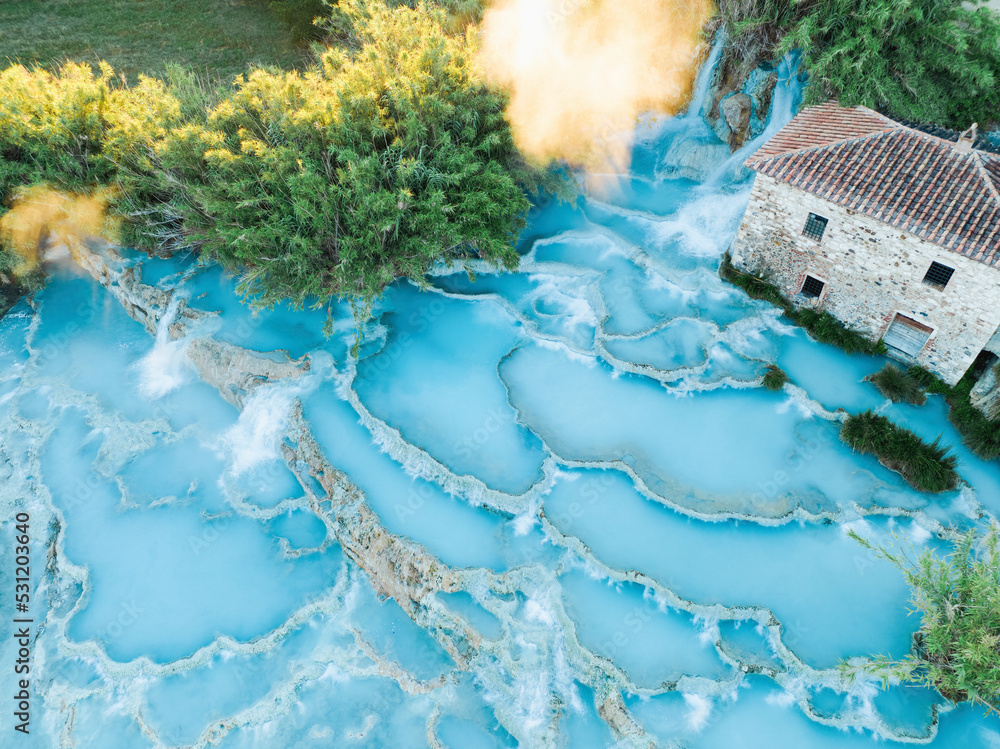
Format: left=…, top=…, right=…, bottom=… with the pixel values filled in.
left=730, top=102, right=1000, bottom=387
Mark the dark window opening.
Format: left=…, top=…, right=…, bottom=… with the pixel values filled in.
left=803, top=213, right=828, bottom=241
left=972, top=350, right=999, bottom=380
left=801, top=275, right=825, bottom=298
left=923, top=261, right=955, bottom=290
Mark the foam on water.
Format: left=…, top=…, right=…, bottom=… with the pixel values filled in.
left=683, top=692, right=713, bottom=731
left=135, top=295, right=191, bottom=398
left=218, top=352, right=332, bottom=475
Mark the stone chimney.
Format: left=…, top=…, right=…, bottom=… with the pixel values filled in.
left=955, top=123, right=978, bottom=153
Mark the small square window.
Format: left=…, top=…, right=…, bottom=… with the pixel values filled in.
left=803, top=213, right=828, bottom=241
left=801, top=275, right=825, bottom=298
left=922, top=261, right=955, bottom=290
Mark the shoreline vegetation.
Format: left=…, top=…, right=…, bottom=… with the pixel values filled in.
left=845, top=527, right=1000, bottom=717
left=0, top=0, right=996, bottom=325
left=719, top=252, right=887, bottom=356
left=909, top=365, right=1000, bottom=461
left=720, top=255, right=1000, bottom=468
left=0, top=0, right=564, bottom=328
left=841, top=410, right=960, bottom=493
left=867, top=363, right=1000, bottom=461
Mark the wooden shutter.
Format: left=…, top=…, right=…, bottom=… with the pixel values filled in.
left=883, top=314, right=932, bottom=358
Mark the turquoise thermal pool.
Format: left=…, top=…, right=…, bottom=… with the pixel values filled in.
left=2, top=46, right=1000, bottom=748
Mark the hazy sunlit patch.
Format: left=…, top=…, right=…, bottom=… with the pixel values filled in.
left=479, top=0, right=713, bottom=177
left=0, top=184, right=118, bottom=274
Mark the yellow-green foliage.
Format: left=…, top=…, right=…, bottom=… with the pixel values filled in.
left=0, top=63, right=186, bottom=273
left=157, top=2, right=558, bottom=319
left=0, top=62, right=182, bottom=196
left=0, top=2, right=563, bottom=322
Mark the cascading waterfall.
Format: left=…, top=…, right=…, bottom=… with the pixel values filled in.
left=136, top=294, right=190, bottom=399
left=2, top=44, right=1000, bottom=749
left=686, top=36, right=727, bottom=123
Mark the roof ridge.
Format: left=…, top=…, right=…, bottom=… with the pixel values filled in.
left=747, top=123, right=900, bottom=166
left=971, top=150, right=1000, bottom=203
left=859, top=119, right=1000, bottom=211
left=891, top=118, right=985, bottom=154
left=854, top=105, right=899, bottom=128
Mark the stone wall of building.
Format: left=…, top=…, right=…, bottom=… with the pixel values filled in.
left=730, top=173, right=1000, bottom=385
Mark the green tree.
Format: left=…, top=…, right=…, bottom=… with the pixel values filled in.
left=159, top=1, right=558, bottom=322
left=717, top=0, right=1000, bottom=128
left=844, top=527, right=1000, bottom=715
left=790, top=0, right=1000, bottom=127
left=0, top=2, right=564, bottom=325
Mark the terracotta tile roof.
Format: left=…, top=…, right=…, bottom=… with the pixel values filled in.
left=745, top=102, right=1000, bottom=265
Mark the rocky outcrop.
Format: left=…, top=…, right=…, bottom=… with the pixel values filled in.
left=658, top=134, right=732, bottom=181
left=598, top=691, right=655, bottom=748
left=68, top=242, right=208, bottom=336
left=971, top=363, right=1000, bottom=421
left=702, top=26, right=783, bottom=153
left=708, top=60, right=779, bottom=152
left=187, top=339, right=311, bottom=409
left=282, top=401, right=483, bottom=668
left=721, top=92, right=753, bottom=148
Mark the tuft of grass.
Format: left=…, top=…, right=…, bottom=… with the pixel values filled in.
left=943, top=370, right=1000, bottom=461
left=841, top=410, right=960, bottom=493
left=867, top=364, right=927, bottom=405
left=762, top=364, right=789, bottom=390
left=719, top=252, right=886, bottom=356
left=906, top=365, right=954, bottom=396
left=0, top=0, right=307, bottom=84
left=719, top=252, right=794, bottom=314
left=794, top=308, right=887, bottom=356
left=908, top=364, right=1000, bottom=461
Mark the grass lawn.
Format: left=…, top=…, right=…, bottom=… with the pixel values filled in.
left=0, top=0, right=307, bottom=82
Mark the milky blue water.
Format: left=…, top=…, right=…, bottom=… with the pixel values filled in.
left=2, top=46, right=1000, bottom=747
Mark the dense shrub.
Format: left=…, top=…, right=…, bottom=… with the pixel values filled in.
left=841, top=410, right=959, bottom=493
left=868, top=364, right=927, bottom=405
left=715, top=0, right=1000, bottom=128
left=0, top=62, right=186, bottom=270
left=0, top=1, right=563, bottom=325
left=762, top=363, right=789, bottom=390
left=160, top=2, right=558, bottom=320
left=318, top=1, right=486, bottom=45
left=846, top=527, right=1000, bottom=715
